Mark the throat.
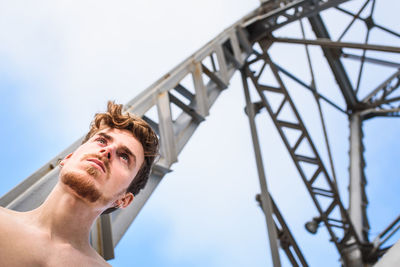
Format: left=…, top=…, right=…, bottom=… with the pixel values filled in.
left=26, top=183, right=104, bottom=250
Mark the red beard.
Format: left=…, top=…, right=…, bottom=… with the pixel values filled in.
left=61, top=165, right=102, bottom=203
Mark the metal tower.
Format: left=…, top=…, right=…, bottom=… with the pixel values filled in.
left=1, top=0, right=399, bottom=266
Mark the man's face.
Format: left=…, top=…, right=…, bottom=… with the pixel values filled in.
left=60, top=128, right=144, bottom=208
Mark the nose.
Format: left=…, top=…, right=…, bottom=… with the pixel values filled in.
left=100, top=147, right=112, bottom=160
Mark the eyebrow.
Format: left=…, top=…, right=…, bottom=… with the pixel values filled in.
left=97, top=132, right=137, bottom=167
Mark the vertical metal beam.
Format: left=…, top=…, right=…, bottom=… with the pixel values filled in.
left=215, top=44, right=229, bottom=85
left=157, top=92, right=178, bottom=166
left=244, top=52, right=362, bottom=261
left=241, top=70, right=282, bottom=267
left=349, top=113, right=368, bottom=242
left=192, top=62, right=210, bottom=117
left=270, top=196, right=309, bottom=267
left=111, top=164, right=171, bottom=246
left=345, top=112, right=369, bottom=266
left=91, top=214, right=115, bottom=260
left=229, top=29, right=244, bottom=66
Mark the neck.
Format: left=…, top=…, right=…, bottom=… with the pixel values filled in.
left=26, top=182, right=104, bottom=251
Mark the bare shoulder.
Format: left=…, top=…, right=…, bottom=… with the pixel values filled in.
left=47, top=244, right=112, bottom=267
left=0, top=206, right=29, bottom=229
left=93, top=255, right=112, bottom=267
left=87, top=247, right=113, bottom=267
left=83, top=255, right=111, bottom=267
left=0, top=206, right=21, bottom=226
left=0, top=206, right=18, bottom=216
left=0, top=206, right=11, bottom=230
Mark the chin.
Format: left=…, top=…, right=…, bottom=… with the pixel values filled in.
left=60, top=169, right=103, bottom=203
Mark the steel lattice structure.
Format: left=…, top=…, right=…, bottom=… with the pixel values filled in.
left=1, top=0, right=399, bottom=266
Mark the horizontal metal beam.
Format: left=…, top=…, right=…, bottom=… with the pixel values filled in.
left=272, top=37, right=400, bottom=53
left=342, top=53, right=400, bottom=69
left=361, top=107, right=400, bottom=120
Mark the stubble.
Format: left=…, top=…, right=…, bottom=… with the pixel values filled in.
left=61, top=168, right=102, bottom=203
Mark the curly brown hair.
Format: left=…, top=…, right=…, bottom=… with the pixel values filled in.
left=82, top=101, right=159, bottom=213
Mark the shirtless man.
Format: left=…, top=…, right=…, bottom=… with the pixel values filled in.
left=0, top=102, right=159, bottom=266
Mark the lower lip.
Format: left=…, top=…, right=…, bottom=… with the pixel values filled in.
left=87, top=160, right=104, bottom=172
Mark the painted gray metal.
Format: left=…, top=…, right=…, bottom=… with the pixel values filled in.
left=342, top=53, right=400, bottom=69
left=349, top=113, right=369, bottom=243
left=0, top=3, right=257, bottom=259
left=240, top=0, right=399, bottom=265
left=245, top=0, right=349, bottom=42
left=269, top=196, right=309, bottom=267
left=308, top=14, right=358, bottom=109
left=1, top=0, right=399, bottom=265
left=346, top=113, right=368, bottom=267
left=0, top=138, right=83, bottom=209
left=242, top=52, right=362, bottom=262
left=242, top=70, right=282, bottom=267
left=374, top=239, right=400, bottom=267
left=271, top=37, right=400, bottom=53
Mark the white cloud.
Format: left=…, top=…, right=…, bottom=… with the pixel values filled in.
left=2, top=1, right=399, bottom=266
left=0, top=0, right=258, bottom=139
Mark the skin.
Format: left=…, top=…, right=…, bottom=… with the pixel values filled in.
left=0, top=128, right=144, bottom=267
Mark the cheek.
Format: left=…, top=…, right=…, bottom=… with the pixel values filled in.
left=108, top=169, right=134, bottom=190
left=122, top=171, right=135, bottom=189
left=62, top=157, right=82, bottom=172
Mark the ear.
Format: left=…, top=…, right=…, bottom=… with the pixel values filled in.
left=117, top=192, right=134, bottom=209
left=60, top=153, right=73, bottom=166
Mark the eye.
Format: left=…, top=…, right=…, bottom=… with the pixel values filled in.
left=119, top=153, right=129, bottom=163
left=96, top=137, right=107, bottom=145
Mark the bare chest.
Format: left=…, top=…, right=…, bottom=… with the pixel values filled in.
left=0, top=216, right=46, bottom=267
left=0, top=214, right=103, bottom=267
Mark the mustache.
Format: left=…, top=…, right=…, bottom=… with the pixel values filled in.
left=82, top=153, right=110, bottom=173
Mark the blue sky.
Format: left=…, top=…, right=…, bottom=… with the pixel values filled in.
left=0, top=1, right=399, bottom=266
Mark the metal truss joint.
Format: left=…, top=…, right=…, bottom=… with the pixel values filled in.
left=244, top=101, right=264, bottom=117
left=365, top=15, right=375, bottom=30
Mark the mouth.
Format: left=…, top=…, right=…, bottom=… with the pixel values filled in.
left=87, top=158, right=106, bottom=173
